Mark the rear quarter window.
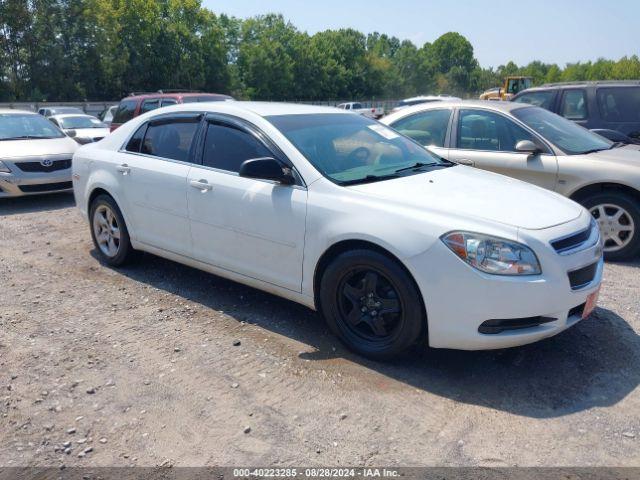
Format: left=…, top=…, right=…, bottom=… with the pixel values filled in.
left=597, top=87, right=640, bottom=122
left=113, top=100, right=138, bottom=124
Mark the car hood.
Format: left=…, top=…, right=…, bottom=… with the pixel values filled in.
left=584, top=144, right=640, bottom=166
left=64, top=127, right=110, bottom=139
left=348, top=165, right=583, bottom=230
left=0, top=137, right=78, bottom=158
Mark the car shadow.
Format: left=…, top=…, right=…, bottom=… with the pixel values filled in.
left=0, top=192, right=75, bottom=216
left=105, top=250, right=640, bottom=419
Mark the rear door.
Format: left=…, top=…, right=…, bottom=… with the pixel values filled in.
left=187, top=115, right=307, bottom=291
left=114, top=113, right=202, bottom=255
left=448, top=108, right=558, bottom=190
left=387, top=108, right=453, bottom=159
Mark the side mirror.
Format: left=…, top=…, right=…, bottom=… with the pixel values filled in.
left=239, top=157, right=295, bottom=185
left=66, top=129, right=77, bottom=138
left=515, top=140, right=541, bottom=155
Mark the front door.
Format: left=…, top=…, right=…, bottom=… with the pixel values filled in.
left=448, top=108, right=559, bottom=191
left=187, top=117, right=307, bottom=292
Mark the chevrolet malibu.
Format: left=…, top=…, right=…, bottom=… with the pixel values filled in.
left=0, top=109, right=78, bottom=197
left=72, top=102, right=603, bottom=359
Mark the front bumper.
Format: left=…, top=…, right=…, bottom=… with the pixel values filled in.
left=0, top=155, right=73, bottom=198
left=407, top=212, right=603, bottom=350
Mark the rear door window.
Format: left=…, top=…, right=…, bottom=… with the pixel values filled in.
left=140, top=117, right=201, bottom=162
left=391, top=109, right=452, bottom=147
left=597, top=87, right=640, bottom=122
left=560, top=89, right=588, bottom=120
left=113, top=100, right=137, bottom=124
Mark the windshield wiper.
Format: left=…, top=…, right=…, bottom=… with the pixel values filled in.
left=340, top=173, right=400, bottom=186
left=0, top=135, right=58, bottom=141
left=394, top=162, right=442, bottom=174
left=580, top=148, right=609, bottom=155
left=609, top=141, right=626, bottom=149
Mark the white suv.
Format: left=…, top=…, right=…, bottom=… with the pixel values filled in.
left=72, top=102, right=603, bottom=359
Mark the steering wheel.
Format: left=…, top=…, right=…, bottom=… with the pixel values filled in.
left=348, top=147, right=371, bottom=166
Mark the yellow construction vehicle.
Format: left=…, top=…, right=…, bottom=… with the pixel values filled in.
left=479, top=76, right=533, bottom=101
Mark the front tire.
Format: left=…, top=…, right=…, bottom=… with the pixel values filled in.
left=320, top=249, right=425, bottom=360
left=581, top=191, right=640, bottom=261
left=89, top=194, right=135, bottom=267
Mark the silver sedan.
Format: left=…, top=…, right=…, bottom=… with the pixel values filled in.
left=0, top=109, right=78, bottom=198
left=382, top=100, right=640, bottom=260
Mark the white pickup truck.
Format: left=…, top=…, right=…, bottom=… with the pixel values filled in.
left=336, top=102, right=384, bottom=119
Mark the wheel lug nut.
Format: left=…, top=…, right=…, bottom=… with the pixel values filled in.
left=371, top=311, right=377, bottom=316
left=361, top=307, right=367, bottom=312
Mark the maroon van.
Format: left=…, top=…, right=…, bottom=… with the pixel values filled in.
left=110, top=91, right=233, bottom=131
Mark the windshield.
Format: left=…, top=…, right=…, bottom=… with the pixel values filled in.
left=59, top=116, right=106, bottom=129
left=512, top=106, right=612, bottom=154
left=267, top=113, right=449, bottom=184
left=0, top=113, right=65, bottom=140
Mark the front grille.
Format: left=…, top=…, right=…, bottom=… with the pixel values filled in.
left=15, top=159, right=71, bottom=173
left=568, top=262, right=598, bottom=290
left=18, top=181, right=72, bottom=193
left=479, top=316, right=557, bottom=334
left=551, top=224, right=593, bottom=254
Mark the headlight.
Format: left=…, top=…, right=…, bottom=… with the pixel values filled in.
left=442, top=231, right=541, bottom=275
left=0, top=160, right=10, bottom=173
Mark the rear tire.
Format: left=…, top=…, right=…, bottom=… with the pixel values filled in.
left=319, top=249, right=425, bottom=360
left=580, top=191, right=640, bottom=261
left=89, top=194, right=135, bottom=267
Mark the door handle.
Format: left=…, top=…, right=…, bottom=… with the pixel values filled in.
left=116, top=164, right=131, bottom=175
left=456, top=158, right=475, bottom=166
left=190, top=179, right=213, bottom=192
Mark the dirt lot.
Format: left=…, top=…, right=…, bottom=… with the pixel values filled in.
left=1, top=193, right=639, bottom=468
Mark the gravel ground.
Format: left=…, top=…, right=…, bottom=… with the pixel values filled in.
left=0, top=193, right=639, bottom=468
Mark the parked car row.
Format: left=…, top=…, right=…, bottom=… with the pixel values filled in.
left=1, top=91, right=232, bottom=198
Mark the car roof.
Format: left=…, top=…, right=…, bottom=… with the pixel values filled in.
left=123, top=92, right=233, bottom=101
left=392, top=99, right=531, bottom=116
left=133, top=101, right=350, bottom=118
left=401, top=95, right=460, bottom=102
left=528, top=80, right=640, bottom=91
left=51, top=113, right=96, bottom=120
left=0, top=108, right=37, bottom=115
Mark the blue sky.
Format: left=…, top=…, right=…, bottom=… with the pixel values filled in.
left=202, top=0, right=639, bottom=68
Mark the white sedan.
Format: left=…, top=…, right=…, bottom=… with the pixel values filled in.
left=49, top=114, right=110, bottom=145
left=72, top=102, right=603, bottom=359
